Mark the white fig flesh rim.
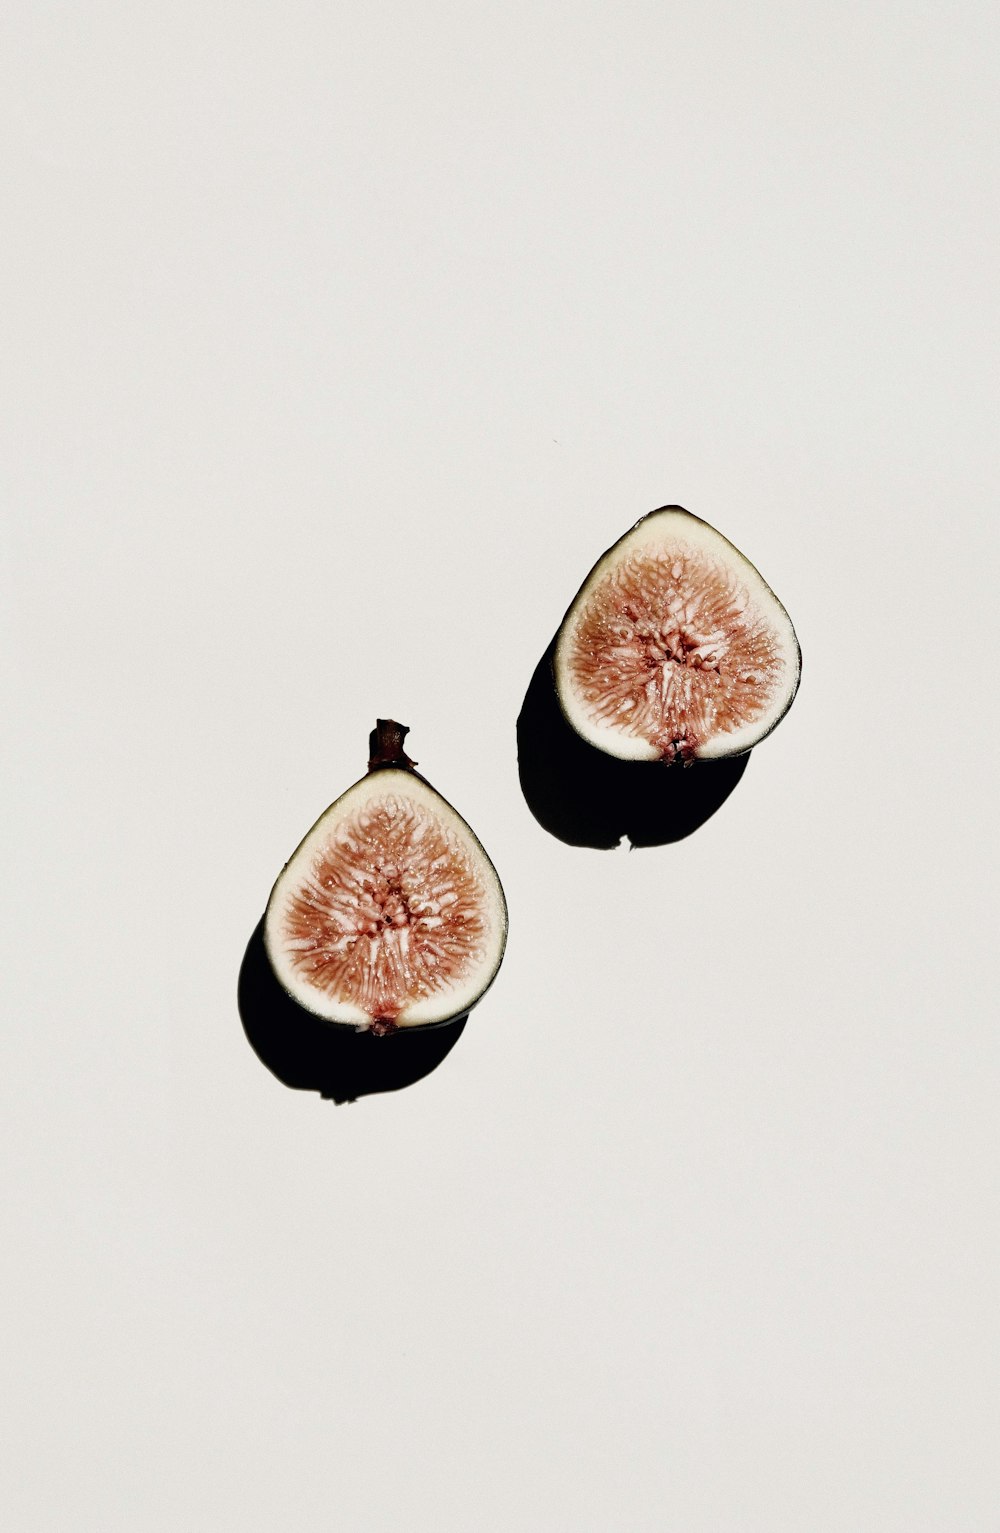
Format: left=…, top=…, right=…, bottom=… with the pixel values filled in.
left=264, top=770, right=507, bottom=1029
left=553, top=507, right=800, bottom=761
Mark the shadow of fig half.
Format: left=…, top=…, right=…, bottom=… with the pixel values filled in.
left=518, top=643, right=750, bottom=849
left=239, top=921, right=468, bottom=1103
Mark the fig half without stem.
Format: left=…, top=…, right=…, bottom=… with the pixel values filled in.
left=553, top=506, right=801, bottom=763
left=264, top=721, right=507, bottom=1036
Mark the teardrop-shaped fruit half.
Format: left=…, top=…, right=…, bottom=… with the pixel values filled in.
left=264, top=721, right=507, bottom=1035
left=553, top=506, right=801, bottom=763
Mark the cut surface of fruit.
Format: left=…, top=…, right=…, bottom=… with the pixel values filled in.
left=553, top=506, right=800, bottom=761
left=264, top=723, right=507, bottom=1033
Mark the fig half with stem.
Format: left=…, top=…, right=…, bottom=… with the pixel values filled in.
left=264, top=721, right=507, bottom=1036
left=553, top=505, right=801, bottom=763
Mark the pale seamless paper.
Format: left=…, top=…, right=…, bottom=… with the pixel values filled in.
left=3, top=3, right=997, bottom=1529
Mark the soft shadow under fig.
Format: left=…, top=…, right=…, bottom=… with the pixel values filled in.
left=238, top=921, right=467, bottom=1103
left=517, top=643, right=750, bottom=849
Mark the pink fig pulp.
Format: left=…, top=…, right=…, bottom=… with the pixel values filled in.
left=264, top=722, right=507, bottom=1033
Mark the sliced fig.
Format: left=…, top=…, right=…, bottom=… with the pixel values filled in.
left=553, top=506, right=801, bottom=762
left=264, top=721, right=507, bottom=1034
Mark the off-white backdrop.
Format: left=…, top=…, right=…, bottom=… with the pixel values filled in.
left=3, top=4, right=997, bottom=1529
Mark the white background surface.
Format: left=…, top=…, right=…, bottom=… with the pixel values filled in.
left=3, top=4, right=998, bottom=1529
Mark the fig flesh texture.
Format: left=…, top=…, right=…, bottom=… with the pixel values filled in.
left=264, top=722, right=507, bottom=1035
left=553, top=506, right=800, bottom=763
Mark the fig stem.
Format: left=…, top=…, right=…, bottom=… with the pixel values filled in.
left=368, top=719, right=417, bottom=772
